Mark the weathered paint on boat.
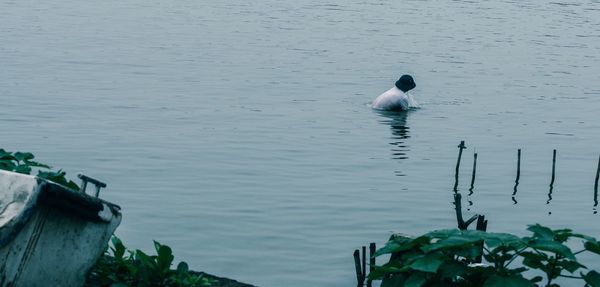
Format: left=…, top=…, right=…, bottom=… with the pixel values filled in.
left=0, top=170, right=121, bottom=287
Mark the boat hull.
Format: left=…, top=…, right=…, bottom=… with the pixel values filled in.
left=0, top=170, right=121, bottom=287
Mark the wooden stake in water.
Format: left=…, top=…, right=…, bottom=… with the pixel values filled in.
left=516, top=149, right=522, bottom=184
left=353, top=249, right=362, bottom=286
left=454, top=193, right=477, bottom=230
left=474, top=215, right=488, bottom=263
left=594, top=155, right=599, bottom=214
left=550, top=149, right=557, bottom=187
left=512, top=149, right=521, bottom=204
left=454, top=141, right=467, bottom=192
left=361, top=246, right=366, bottom=285
left=476, top=215, right=488, bottom=231
left=595, top=155, right=600, bottom=195
left=547, top=149, right=557, bottom=207
left=469, top=152, right=478, bottom=192
left=367, top=243, right=376, bottom=287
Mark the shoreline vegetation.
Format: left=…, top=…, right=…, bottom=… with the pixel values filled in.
left=361, top=224, right=600, bottom=287
left=85, top=237, right=255, bottom=287
left=0, top=148, right=254, bottom=287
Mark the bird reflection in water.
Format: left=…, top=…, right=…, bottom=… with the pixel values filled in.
left=374, top=110, right=411, bottom=176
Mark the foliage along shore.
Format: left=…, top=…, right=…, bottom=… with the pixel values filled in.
left=85, top=237, right=256, bottom=287
left=368, top=224, right=600, bottom=287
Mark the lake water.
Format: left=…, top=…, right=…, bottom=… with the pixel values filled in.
left=2, top=0, right=600, bottom=286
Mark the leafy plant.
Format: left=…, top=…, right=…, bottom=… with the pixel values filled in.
left=87, top=237, right=216, bottom=287
left=369, top=224, right=600, bottom=287
left=0, top=148, right=79, bottom=190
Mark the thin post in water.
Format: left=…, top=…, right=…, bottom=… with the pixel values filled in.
left=516, top=149, right=521, bottom=184
left=512, top=149, right=521, bottom=203
left=474, top=215, right=487, bottom=263
left=454, top=141, right=467, bottom=192
left=476, top=215, right=488, bottom=231
left=454, top=193, right=477, bottom=230
left=367, top=243, right=376, bottom=287
left=361, top=246, right=366, bottom=285
left=595, top=154, right=599, bottom=195
left=594, top=155, right=599, bottom=213
left=550, top=149, right=557, bottom=187
left=469, top=152, right=477, bottom=193
left=547, top=149, right=557, bottom=207
left=353, top=249, right=362, bottom=287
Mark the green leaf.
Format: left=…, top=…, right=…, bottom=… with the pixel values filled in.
left=154, top=241, right=174, bottom=271
left=484, top=274, right=534, bottom=287
left=0, top=160, right=17, bottom=171
left=421, top=235, right=482, bottom=253
left=584, top=270, right=600, bottom=287
left=177, top=261, right=189, bottom=274
left=405, top=272, right=427, bottom=287
left=556, top=259, right=586, bottom=273
left=408, top=253, right=444, bottom=273
left=438, top=260, right=468, bottom=279
left=111, top=237, right=126, bottom=259
left=111, top=236, right=122, bottom=247
left=521, top=253, right=544, bottom=270
left=367, top=267, right=395, bottom=280
left=37, top=169, right=80, bottom=190
left=63, top=180, right=80, bottom=191
left=529, top=276, right=543, bottom=283
left=585, top=240, right=600, bottom=255
left=13, top=152, right=34, bottom=162
left=368, top=263, right=409, bottom=280
left=24, top=160, right=51, bottom=169
left=200, top=276, right=218, bottom=286
left=135, top=249, right=156, bottom=269
left=570, top=233, right=597, bottom=242
left=14, top=164, right=32, bottom=174
left=528, top=239, right=575, bottom=260
left=374, top=235, right=430, bottom=257
left=553, top=228, right=573, bottom=242
left=482, top=232, right=525, bottom=249
left=373, top=235, right=414, bottom=257
left=0, top=153, right=17, bottom=161
left=455, top=244, right=483, bottom=259
left=381, top=273, right=407, bottom=287
left=527, top=224, right=554, bottom=240
left=521, top=251, right=548, bottom=260
left=425, top=229, right=462, bottom=239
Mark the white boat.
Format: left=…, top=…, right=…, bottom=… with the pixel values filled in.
left=0, top=170, right=121, bottom=287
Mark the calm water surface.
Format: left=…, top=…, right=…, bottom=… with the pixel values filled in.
left=2, top=0, right=600, bottom=286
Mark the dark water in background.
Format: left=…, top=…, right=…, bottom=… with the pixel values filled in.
left=2, top=0, right=600, bottom=285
